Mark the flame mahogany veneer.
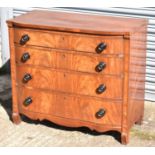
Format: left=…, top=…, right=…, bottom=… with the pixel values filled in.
left=7, top=10, right=147, bottom=144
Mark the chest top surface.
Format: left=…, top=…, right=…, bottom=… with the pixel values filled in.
left=7, top=10, right=147, bottom=35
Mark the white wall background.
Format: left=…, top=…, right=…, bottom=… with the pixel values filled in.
left=0, top=7, right=13, bottom=66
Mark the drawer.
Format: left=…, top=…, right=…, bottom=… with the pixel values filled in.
left=18, top=87, right=122, bottom=126
left=15, top=46, right=123, bottom=75
left=14, top=28, right=124, bottom=55
left=16, top=66, right=123, bottom=99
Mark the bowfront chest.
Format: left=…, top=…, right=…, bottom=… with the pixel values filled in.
left=7, top=10, right=147, bottom=144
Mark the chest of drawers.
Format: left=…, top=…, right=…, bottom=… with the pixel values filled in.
left=7, top=10, right=147, bottom=144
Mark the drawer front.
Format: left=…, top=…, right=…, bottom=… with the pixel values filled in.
left=18, top=87, right=122, bottom=125
left=16, top=66, right=123, bottom=99
left=14, top=28, right=124, bottom=55
left=15, top=46, right=123, bottom=75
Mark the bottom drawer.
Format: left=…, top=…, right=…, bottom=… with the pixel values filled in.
left=18, top=87, right=122, bottom=125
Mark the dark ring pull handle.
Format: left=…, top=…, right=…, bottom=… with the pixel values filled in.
left=20, top=34, right=30, bottom=45
left=96, top=42, right=107, bottom=54
left=23, top=97, right=33, bottom=106
left=95, top=62, right=106, bottom=72
left=21, top=52, right=30, bottom=63
left=23, top=74, right=32, bottom=83
left=96, top=84, right=106, bottom=94
left=96, top=109, right=106, bottom=118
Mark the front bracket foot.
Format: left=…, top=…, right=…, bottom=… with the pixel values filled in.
left=121, top=132, right=129, bottom=145
left=12, top=113, right=22, bottom=124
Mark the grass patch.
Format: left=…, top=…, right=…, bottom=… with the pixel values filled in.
left=131, top=128, right=155, bottom=140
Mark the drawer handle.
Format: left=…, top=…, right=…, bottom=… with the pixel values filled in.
left=96, top=109, right=106, bottom=118
left=20, top=34, right=30, bottom=45
left=23, top=74, right=32, bottom=83
left=96, top=42, right=107, bottom=53
left=95, top=62, right=106, bottom=72
left=96, top=84, right=106, bottom=94
left=23, top=97, right=33, bottom=106
left=21, top=52, right=30, bottom=63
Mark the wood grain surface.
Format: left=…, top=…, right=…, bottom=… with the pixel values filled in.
left=128, top=25, right=147, bottom=128
left=7, top=10, right=147, bottom=35
left=16, top=66, right=123, bottom=99
left=7, top=10, right=148, bottom=144
left=18, top=87, right=122, bottom=126
left=14, top=28, right=124, bottom=55
left=15, top=45, right=123, bottom=76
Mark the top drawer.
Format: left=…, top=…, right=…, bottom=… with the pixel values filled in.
left=14, top=28, right=124, bottom=55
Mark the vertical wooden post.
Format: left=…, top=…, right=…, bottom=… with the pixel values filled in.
left=121, top=35, right=130, bottom=144
left=8, top=24, right=21, bottom=124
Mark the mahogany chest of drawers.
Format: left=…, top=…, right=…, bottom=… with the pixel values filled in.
left=7, top=10, right=147, bottom=144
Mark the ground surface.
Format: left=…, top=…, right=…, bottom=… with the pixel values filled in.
left=0, top=74, right=155, bottom=147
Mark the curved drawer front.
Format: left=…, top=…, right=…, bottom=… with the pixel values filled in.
left=18, top=87, right=122, bottom=126
left=16, top=66, right=123, bottom=99
left=14, top=28, right=124, bottom=55
left=15, top=46, right=123, bottom=76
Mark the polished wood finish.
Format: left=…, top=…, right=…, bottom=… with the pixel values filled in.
left=7, top=10, right=147, bottom=144
left=8, top=26, right=22, bottom=124
left=18, top=87, right=122, bottom=125
left=15, top=46, right=123, bottom=75
left=16, top=66, right=123, bottom=99
left=128, top=25, right=147, bottom=128
left=7, top=10, right=147, bottom=35
left=14, top=28, right=124, bottom=55
left=20, top=109, right=122, bottom=132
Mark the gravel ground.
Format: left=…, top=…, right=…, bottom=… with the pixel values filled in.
left=0, top=74, right=155, bottom=147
